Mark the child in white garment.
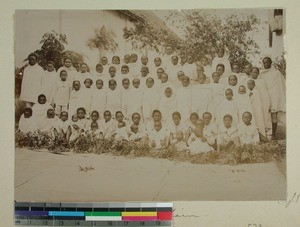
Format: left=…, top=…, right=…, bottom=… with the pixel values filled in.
left=77, top=78, right=93, bottom=116
left=91, top=79, right=106, bottom=117
left=217, top=114, right=239, bottom=151
left=18, top=108, right=37, bottom=133
left=68, top=80, right=81, bottom=116
left=237, top=112, right=260, bottom=145
left=159, top=87, right=177, bottom=123
left=170, top=131, right=189, bottom=151
left=202, top=112, right=218, bottom=150
left=149, top=121, right=169, bottom=149
left=53, top=111, right=71, bottom=142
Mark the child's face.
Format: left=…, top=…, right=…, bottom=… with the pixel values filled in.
left=196, top=67, right=204, bottom=75
left=116, top=113, right=124, bottom=123
left=101, top=57, right=108, bottom=65
left=146, top=79, right=154, bottom=88
left=112, top=56, right=120, bottom=64
left=203, top=114, right=211, bottom=125
left=47, top=109, right=55, bottom=118
left=224, top=117, right=232, bottom=128
left=72, top=115, right=78, bottom=122
left=216, top=66, right=224, bottom=76
left=130, top=54, right=138, bottom=63
left=165, top=88, right=173, bottom=98
left=104, top=112, right=111, bottom=121
left=201, top=57, right=208, bottom=66
left=121, top=67, right=129, bottom=74
left=60, top=112, right=68, bottom=122
left=171, top=57, right=178, bottom=65
left=60, top=72, right=68, bottom=81
left=173, top=115, right=181, bottom=125
left=229, top=76, right=237, bottom=86
left=132, top=114, right=140, bottom=125
left=81, top=64, right=88, bottom=73
left=198, top=74, right=206, bottom=84
left=153, top=112, right=162, bottom=122
left=124, top=55, right=131, bottom=64
left=132, top=79, right=140, bottom=89
left=157, top=69, right=164, bottom=78
left=161, top=74, right=168, bottom=83
left=122, top=80, right=130, bottom=89
left=190, top=115, right=198, bottom=125
left=166, top=46, right=173, bottom=55
left=177, top=72, right=184, bottom=81
left=244, top=65, right=252, bottom=75
left=181, top=77, right=190, bottom=87
left=91, top=112, right=99, bottom=122
left=84, top=80, right=92, bottom=88
left=141, top=56, right=148, bottom=65
left=91, top=122, right=98, bottom=130
left=251, top=68, right=259, bottom=79
left=217, top=49, right=224, bottom=58
left=141, top=67, right=149, bottom=77
left=238, top=86, right=246, bottom=94
left=28, top=56, right=37, bottom=66
left=242, top=113, right=252, bottom=125
left=212, top=73, right=220, bottom=83
left=73, top=82, right=80, bottom=91
left=154, top=58, right=162, bottom=67
left=247, top=81, right=255, bottom=91
left=225, top=90, right=233, bottom=100
left=64, top=59, right=72, bottom=68
left=47, top=63, right=54, bottom=72
left=24, top=110, right=32, bottom=118
left=38, top=96, right=46, bottom=104
left=232, top=64, right=240, bottom=73
left=77, top=110, right=85, bottom=119
left=109, top=81, right=117, bottom=90
left=109, top=67, right=116, bottom=77
left=263, top=58, right=272, bottom=69
left=73, top=63, right=80, bottom=72
left=187, top=56, right=194, bottom=64
left=96, top=65, right=103, bottom=73
left=96, top=80, right=103, bottom=89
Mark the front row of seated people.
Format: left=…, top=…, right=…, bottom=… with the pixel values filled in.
left=18, top=94, right=260, bottom=153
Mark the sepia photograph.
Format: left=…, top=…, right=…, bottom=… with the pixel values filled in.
left=14, top=9, right=286, bottom=202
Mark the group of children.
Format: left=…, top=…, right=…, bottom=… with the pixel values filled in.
left=17, top=47, right=285, bottom=153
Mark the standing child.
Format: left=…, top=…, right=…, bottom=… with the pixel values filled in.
left=142, top=77, right=159, bottom=124
left=226, top=75, right=239, bottom=96
left=217, top=114, right=239, bottom=151
left=216, top=88, right=239, bottom=128
left=51, top=70, right=72, bottom=115
left=57, top=57, right=78, bottom=82
left=106, top=79, right=122, bottom=117
left=159, top=87, right=177, bottom=123
left=76, top=63, right=92, bottom=84
left=91, top=79, right=106, bottom=117
left=210, top=72, right=225, bottom=118
left=41, top=61, right=57, bottom=102
left=176, top=76, right=192, bottom=123
left=237, top=112, right=259, bottom=145
left=126, top=78, right=143, bottom=119
left=235, top=85, right=253, bottom=123
left=77, top=78, right=93, bottom=116
left=121, top=78, right=131, bottom=118
left=68, top=80, right=81, bottom=116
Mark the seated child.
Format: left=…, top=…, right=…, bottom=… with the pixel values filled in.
left=69, top=114, right=81, bottom=143
left=86, top=121, right=104, bottom=140
left=76, top=107, right=88, bottom=130
left=237, top=112, right=259, bottom=145
left=186, top=112, right=200, bottom=136
left=39, top=108, right=59, bottom=134
left=127, top=113, right=147, bottom=142
left=167, top=111, right=187, bottom=139
left=148, top=121, right=169, bottom=149
left=53, top=111, right=71, bottom=142
left=187, top=120, right=214, bottom=154
left=100, top=110, right=114, bottom=138
left=170, top=131, right=189, bottom=151
left=18, top=108, right=37, bottom=133
left=202, top=112, right=218, bottom=150
left=111, top=111, right=128, bottom=140
left=217, top=114, right=239, bottom=151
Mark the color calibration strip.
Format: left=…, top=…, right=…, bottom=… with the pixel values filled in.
left=15, top=202, right=173, bottom=226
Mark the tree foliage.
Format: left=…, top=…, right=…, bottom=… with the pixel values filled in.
left=123, top=10, right=261, bottom=66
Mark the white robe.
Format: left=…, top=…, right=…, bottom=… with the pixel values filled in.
left=182, top=63, right=197, bottom=81
left=191, top=84, right=214, bottom=119
left=217, top=125, right=238, bottom=146
left=176, top=86, right=192, bottom=123
left=165, top=64, right=183, bottom=84
left=148, top=126, right=169, bottom=149
left=259, top=67, right=286, bottom=112
left=203, top=65, right=213, bottom=81
left=187, top=133, right=214, bottom=153
left=237, top=122, right=259, bottom=145
left=57, top=66, right=78, bottom=82
left=126, top=88, right=143, bottom=119
left=253, top=78, right=271, bottom=128
left=31, top=102, right=53, bottom=130
left=77, top=87, right=93, bottom=114
left=235, top=93, right=253, bottom=123
left=41, top=70, right=57, bottom=102
left=20, top=64, right=43, bottom=103
left=75, top=72, right=93, bottom=85
left=211, top=55, right=232, bottom=76
left=68, top=90, right=80, bottom=117
left=210, top=83, right=225, bottom=117
left=248, top=89, right=266, bottom=137
left=51, top=80, right=72, bottom=107
left=39, top=116, right=59, bottom=133
left=216, top=99, right=239, bottom=128
left=203, top=122, right=218, bottom=145
left=142, top=87, right=159, bottom=122
left=18, top=115, right=37, bottom=133
left=159, top=95, right=177, bottom=123
left=121, top=88, right=131, bottom=118
left=167, top=119, right=187, bottom=135
left=91, top=88, right=107, bottom=117
left=106, top=89, right=122, bottom=117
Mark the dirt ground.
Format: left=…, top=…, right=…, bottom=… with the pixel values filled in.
left=15, top=148, right=286, bottom=202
